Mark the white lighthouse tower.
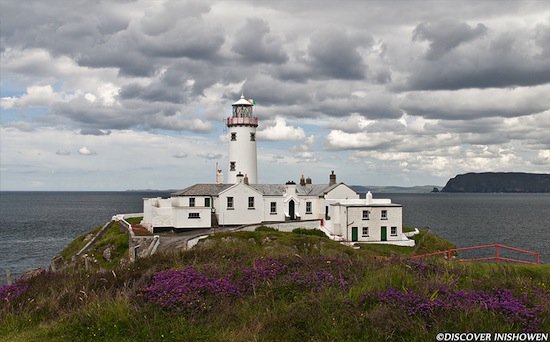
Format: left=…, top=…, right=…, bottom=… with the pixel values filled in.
left=227, top=95, right=258, bottom=184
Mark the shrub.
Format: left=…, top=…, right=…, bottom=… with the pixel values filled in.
left=255, top=226, right=278, bottom=232
left=292, top=228, right=327, bottom=238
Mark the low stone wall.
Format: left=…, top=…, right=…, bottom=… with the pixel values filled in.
left=239, top=219, right=321, bottom=232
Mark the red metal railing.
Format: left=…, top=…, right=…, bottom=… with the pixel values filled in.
left=411, top=244, right=542, bottom=265
left=227, top=117, right=258, bottom=127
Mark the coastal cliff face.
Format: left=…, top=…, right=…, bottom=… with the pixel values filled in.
left=442, top=172, right=550, bottom=193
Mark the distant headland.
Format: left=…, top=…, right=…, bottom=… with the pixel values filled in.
left=442, top=172, right=550, bottom=193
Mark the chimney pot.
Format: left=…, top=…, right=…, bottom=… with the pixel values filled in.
left=329, top=171, right=337, bottom=185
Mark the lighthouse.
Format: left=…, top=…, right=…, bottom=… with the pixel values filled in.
left=227, top=95, right=258, bottom=184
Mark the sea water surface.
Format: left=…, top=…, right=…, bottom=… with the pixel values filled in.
left=0, top=191, right=549, bottom=284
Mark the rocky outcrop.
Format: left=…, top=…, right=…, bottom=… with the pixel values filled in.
left=442, top=172, right=550, bottom=193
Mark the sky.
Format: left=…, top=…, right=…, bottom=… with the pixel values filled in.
left=1, top=0, right=549, bottom=191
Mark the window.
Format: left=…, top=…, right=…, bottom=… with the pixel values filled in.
left=362, top=210, right=370, bottom=220
left=248, top=196, right=255, bottom=209
left=227, top=197, right=234, bottom=209
left=189, top=198, right=195, bottom=207
left=204, top=198, right=210, bottom=207
left=230, top=161, right=236, bottom=171
left=231, top=132, right=236, bottom=141
left=391, top=226, right=397, bottom=236
left=362, top=227, right=369, bottom=237
left=250, top=132, right=255, bottom=141
left=188, top=212, right=200, bottom=219
left=306, top=201, right=312, bottom=214
left=381, top=210, right=388, bottom=220
left=270, top=202, right=277, bottom=214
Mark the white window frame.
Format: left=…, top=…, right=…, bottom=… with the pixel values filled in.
left=362, top=210, right=370, bottom=220
left=270, top=201, right=277, bottom=214
left=391, top=226, right=397, bottom=236
left=362, top=227, right=369, bottom=237
left=189, top=198, right=195, bottom=207
left=305, top=201, right=312, bottom=214
left=188, top=212, right=200, bottom=219
left=381, top=210, right=388, bottom=220
left=227, top=197, right=234, bottom=209
left=248, top=196, right=255, bottom=209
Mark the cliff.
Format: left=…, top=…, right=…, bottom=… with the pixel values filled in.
left=442, top=172, right=550, bottom=193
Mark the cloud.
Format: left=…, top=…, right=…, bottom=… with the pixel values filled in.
left=172, top=152, right=188, bottom=159
left=307, top=30, right=372, bottom=80
left=55, top=150, right=71, bottom=156
left=78, top=146, right=96, bottom=155
left=413, top=20, right=488, bottom=60
left=80, top=128, right=111, bottom=136
left=232, top=18, right=288, bottom=64
left=257, top=117, right=306, bottom=141
left=197, top=153, right=222, bottom=160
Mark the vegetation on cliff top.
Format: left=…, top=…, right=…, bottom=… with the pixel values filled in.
left=1, top=229, right=548, bottom=341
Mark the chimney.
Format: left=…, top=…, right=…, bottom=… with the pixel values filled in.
left=285, top=180, right=297, bottom=196
left=244, top=174, right=249, bottom=185
left=236, top=172, right=244, bottom=183
left=216, top=169, right=224, bottom=184
left=299, top=174, right=306, bottom=186
left=305, top=176, right=312, bottom=185
left=366, top=191, right=373, bottom=204
left=329, top=170, right=336, bottom=185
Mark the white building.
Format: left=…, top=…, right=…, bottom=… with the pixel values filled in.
left=142, top=96, right=414, bottom=246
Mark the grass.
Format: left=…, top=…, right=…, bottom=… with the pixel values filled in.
left=86, top=222, right=129, bottom=268
left=1, top=229, right=548, bottom=341
left=59, top=225, right=102, bottom=261
left=125, top=217, right=143, bottom=225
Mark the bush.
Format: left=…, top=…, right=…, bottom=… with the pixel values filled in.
left=292, top=228, right=327, bottom=238
left=255, top=226, right=278, bottom=232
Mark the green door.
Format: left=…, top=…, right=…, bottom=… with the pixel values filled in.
left=381, top=226, right=387, bottom=241
left=351, top=227, right=358, bottom=242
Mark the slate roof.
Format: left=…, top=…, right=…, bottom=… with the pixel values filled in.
left=172, top=184, right=233, bottom=196
left=172, top=182, right=352, bottom=197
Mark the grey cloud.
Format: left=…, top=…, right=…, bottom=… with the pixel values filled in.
left=80, top=128, right=111, bottom=136
left=197, top=153, right=222, bottom=160
left=405, top=27, right=550, bottom=90
left=308, top=30, right=372, bottom=80
left=172, top=152, right=188, bottom=159
left=413, top=20, right=487, bottom=60
left=401, top=86, right=550, bottom=120
left=55, top=150, right=71, bottom=156
left=232, top=18, right=288, bottom=64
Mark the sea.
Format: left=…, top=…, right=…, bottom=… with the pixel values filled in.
left=1, top=191, right=549, bottom=284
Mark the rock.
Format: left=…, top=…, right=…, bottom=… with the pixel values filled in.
left=84, top=233, right=94, bottom=242
left=248, top=238, right=256, bottom=244
left=50, top=255, right=66, bottom=272
left=262, top=236, right=272, bottom=244
left=20, top=268, right=46, bottom=281
left=103, top=246, right=113, bottom=261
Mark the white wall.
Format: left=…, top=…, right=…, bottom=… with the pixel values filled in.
left=218, top=183, right=264, bottom=225
left=228, top=125, right=257, bottom=184
left=262, top=196, right=286, bottom=222
left=173, top=207, right=211, bottom=228
left=344, top=206, right=403, bottom=242
left=325, top=184, right=359, bottom=200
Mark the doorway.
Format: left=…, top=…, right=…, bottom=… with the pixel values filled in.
left=381, top=226, right=387, bottom=241
left=351, top=227, right=358, bottom=242
left=289, top=200, right=296, bottom=220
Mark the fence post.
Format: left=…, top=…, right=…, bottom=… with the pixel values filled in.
left=495, top=245, right=500, bottom=263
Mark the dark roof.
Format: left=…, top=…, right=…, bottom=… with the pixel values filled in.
left=172, top=184, right=233, bottom=196
left=172, top=182, right=355, bottom=197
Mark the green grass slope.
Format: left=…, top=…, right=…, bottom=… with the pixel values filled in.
left=1, top=229, right=548, bottom=341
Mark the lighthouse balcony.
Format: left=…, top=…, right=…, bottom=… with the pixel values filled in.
left=227, top=117, right=258, bottom=127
